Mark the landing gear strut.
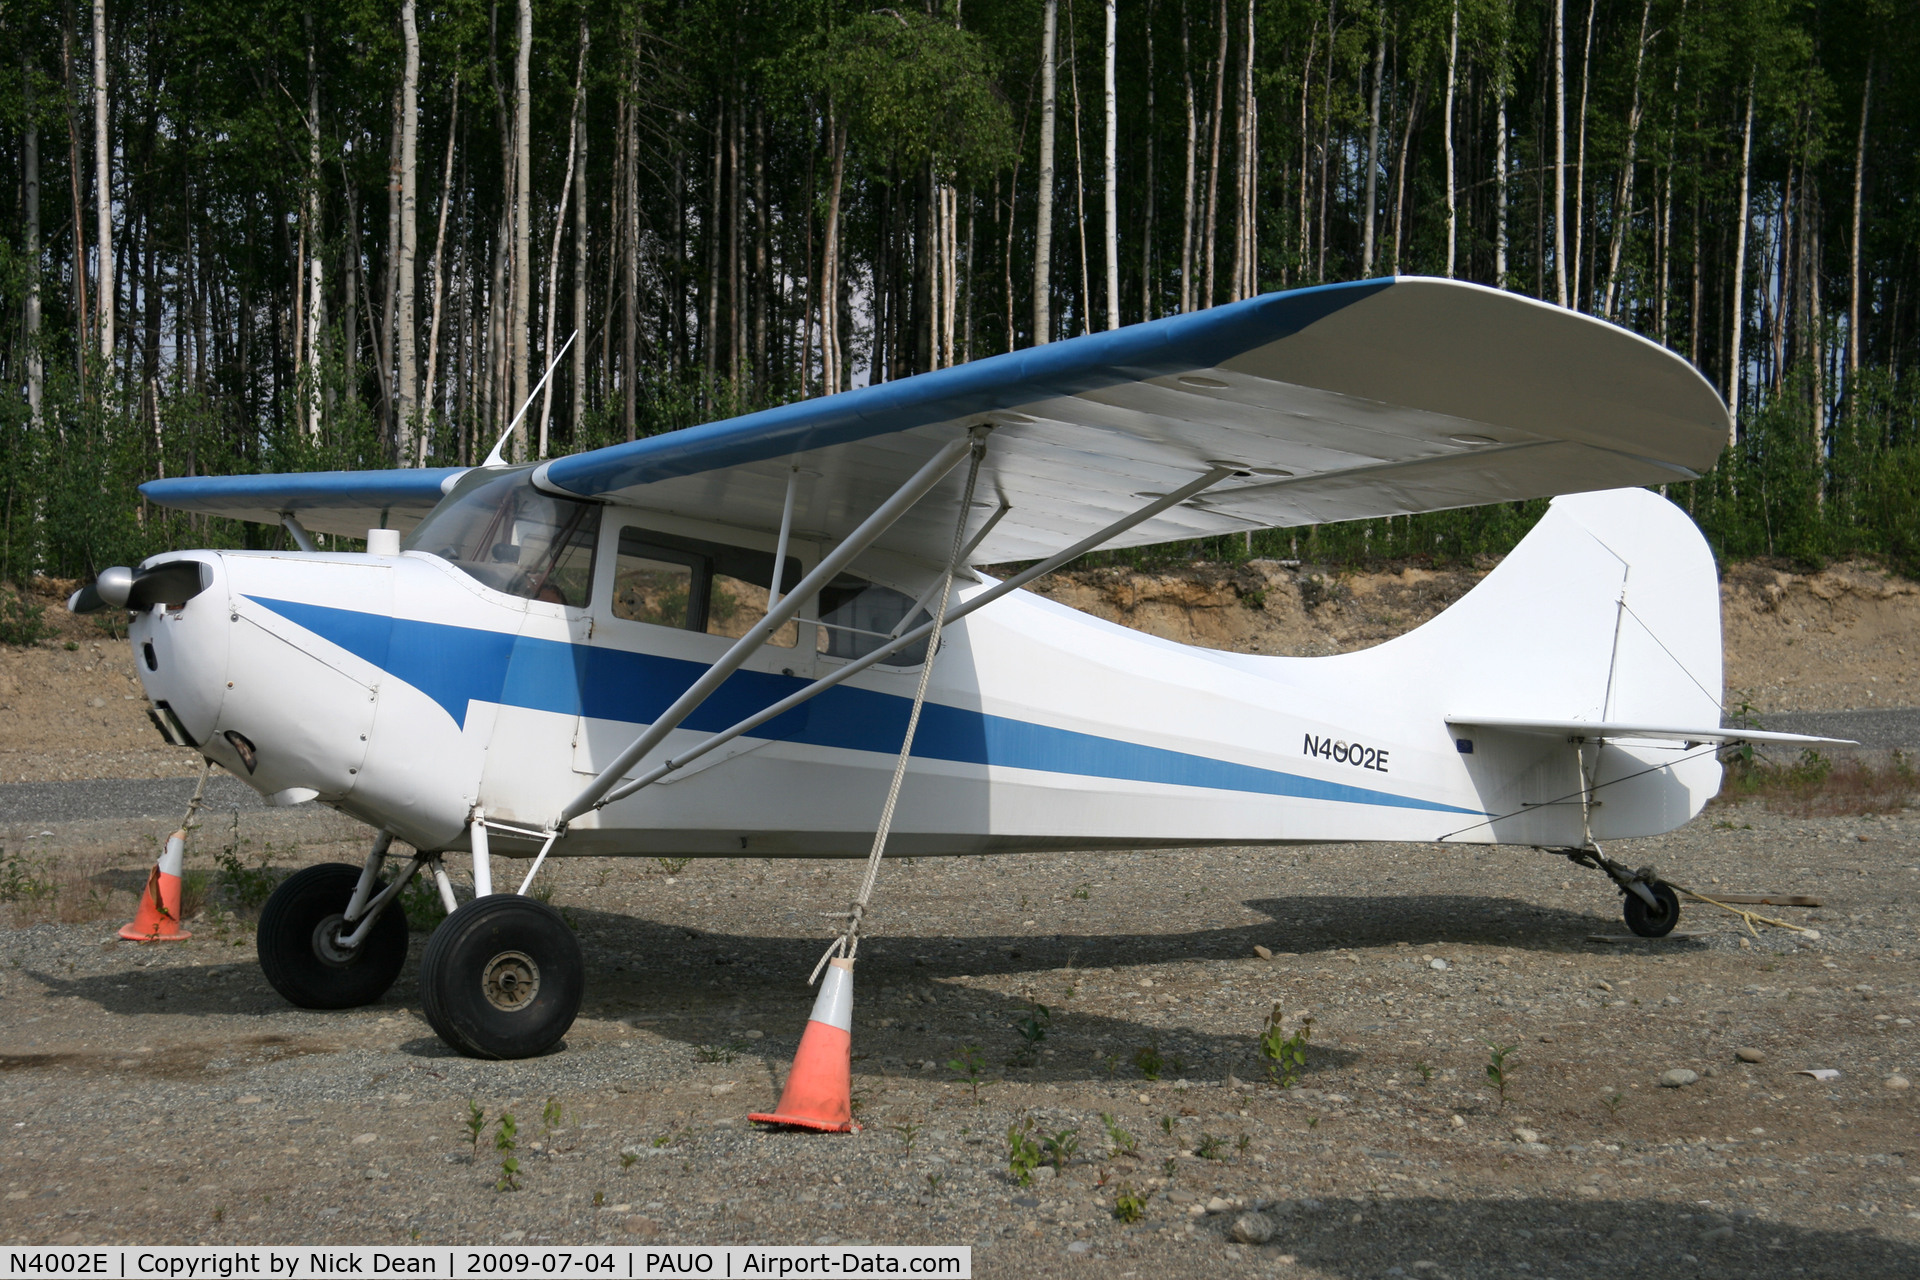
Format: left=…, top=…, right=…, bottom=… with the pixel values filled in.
left=1559, top=846, right=1682, bottom=938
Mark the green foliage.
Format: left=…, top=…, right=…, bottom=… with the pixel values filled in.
left=1041, top=1126, right=1080, bottom=1171
left=464, top=1098, right=486, bottom=1156
left=0, top=590, right=51, bottom=646
left=494, top=1113, right=520, bottom=1191
left=1259, top=1005, right=1313, bottom=1087
left=696, top=1041, right=747, bottom=1064
left=1005, top=1115, right=1042, bottom=1186
left=1485, top=1042, right=1518, bottom=1109
left=400, top=872, right=448, bottom=932
left=801, top=9, right=1016, bottom=182
left=947, top=1044, right=990, bottom=1104
left=654, top=858, right=691, bottom=876
left=0, top=849, right=54, bottom=905
left=215, top=847, right=277, bottom=913
left=1195, top=1132, right=1225, bottom=1160
left=891, top=1121, right=921, bottom=1158
left=1132, top=1040, right=1164, bottom=1081
left=1112, top=1185, right=1146, bottom=1224
left=1098, top=1112, right=1137, bottom=1159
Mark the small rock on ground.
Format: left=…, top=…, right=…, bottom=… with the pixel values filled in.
left=1231, top=1212, right=1275, bottom=1245
left=1661, top=1068, right=1699, bottom=1088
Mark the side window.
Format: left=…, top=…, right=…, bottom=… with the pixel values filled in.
left=611, top=543, right=704, bottom=629
left=817, top=575, right=932, bottom=665
left=609, top=527, right=800, bottom=648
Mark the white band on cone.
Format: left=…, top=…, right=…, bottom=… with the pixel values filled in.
left=159, top=831, right=186, bottom=878
left=808, top=957, right=854, bottom=1033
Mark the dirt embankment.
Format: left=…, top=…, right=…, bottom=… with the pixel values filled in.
left=1, top=560, right=1915, bottom=785
left=1019, top=558, right=1920, bottom=713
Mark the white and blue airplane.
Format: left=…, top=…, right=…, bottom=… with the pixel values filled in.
left=71, top=277, right=1836, bottom=1059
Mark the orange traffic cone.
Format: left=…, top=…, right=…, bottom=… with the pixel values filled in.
left=750, top=957, right=858, bottom=1132
left=119, top=831, right=193, bottom=942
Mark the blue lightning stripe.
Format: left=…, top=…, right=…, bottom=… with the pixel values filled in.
left=246, top=595, right=1486, bottom=817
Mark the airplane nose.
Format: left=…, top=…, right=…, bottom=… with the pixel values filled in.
left=125, top=555, right=230, bottom=751
left=69, top=561, right=214, bottom=614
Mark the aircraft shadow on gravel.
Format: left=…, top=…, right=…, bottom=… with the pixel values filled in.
left=25, top=889, right=1644, bottom=1087
left=1198, top=1196, right=1919, bottom=1279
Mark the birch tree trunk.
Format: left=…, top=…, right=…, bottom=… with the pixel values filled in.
left=1361, top=30, right=1383, bottom=275
left=1849, top=58, right=1871, bottom=383
left=1181, top=5, right=1197, bottom=314
left=1297, top=29, right=1312, bottom=288
left=510, top=0, right=533, bottom=459
left=1103, top=0, right=1119, bottom=330
left=1601, top=0, right=1652, bottom=320
left=1069, top=13, right=1091, bottom=336
left=1141, top=1, right=1156, bottom=321
left=1553, top=0, right=1568, bottom=307
left=821, top=113, right=846, bottom=389
left=1729, top=77, right=1755, bottom=431
left=62, top=14, right=89, bottom=385
left=24, top=57, right=42, bottom=425
left=396, top=0, right=420, bottom=462
left=305, top=23, right=325, bottom=437
left=536, top=29, right=586, bottom=459
left=1203, top=0, right=1229, bottom=307
left=1495, top=36, right=1508, bottom=286
left=1443, top=0, right=1458, bottom=278
left=1033, top=0, right=1058, bottom=344
left=92, top=0, right=113, bottom=369
left=1239, top=0, right=1255, bottom=299
left=622, top=58, right=639, bottom=436
left=379, top=91, right=401, bottom=441
left=1571, top=0, right=1596, bottom=307
left=1389, top=81, right=1421, bottom=269
left=572, top=29, right=588, bottom=439
left=422, top=74, right=460, bottom=458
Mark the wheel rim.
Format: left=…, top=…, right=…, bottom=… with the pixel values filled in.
left=482, top=950, right=541, bottom=1012
left=310, top=913, right=359, bottom=967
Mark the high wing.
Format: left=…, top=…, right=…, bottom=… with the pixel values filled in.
left=143, top=277, right=1729, bottom=562
left=142, top=468, right=466, bottom=541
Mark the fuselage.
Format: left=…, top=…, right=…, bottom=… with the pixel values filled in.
left=129, top=477, right=1721, bottom=862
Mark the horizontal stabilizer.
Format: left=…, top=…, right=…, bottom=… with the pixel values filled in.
left=1447, top=716, right=1855, bottom=747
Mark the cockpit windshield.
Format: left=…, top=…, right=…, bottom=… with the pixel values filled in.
left=403, top=467, right=601, bottom=606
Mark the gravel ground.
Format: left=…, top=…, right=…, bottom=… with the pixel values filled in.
left=0, top=774, right=271, bottom=824
left=1752, top=709, right=1920, bottom=751
left=2, top=799, right=1917, bottom=1277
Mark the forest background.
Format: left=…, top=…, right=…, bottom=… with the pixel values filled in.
left=1, top=0, right=1916, bottom=598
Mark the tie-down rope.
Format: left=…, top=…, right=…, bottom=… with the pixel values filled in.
left=810, top=434, right=987, bottom=984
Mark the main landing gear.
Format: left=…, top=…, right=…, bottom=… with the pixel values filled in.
left=255, top=826, right=582, bottom=1059
left=1558, top=845, right=1682, bottom=938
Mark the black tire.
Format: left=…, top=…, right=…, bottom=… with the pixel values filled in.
left=1623, top=880, right=1682, bottom=938
left=257, top=862, right=409, bottom=1009
left=419, top=895, right=583, bottom=1060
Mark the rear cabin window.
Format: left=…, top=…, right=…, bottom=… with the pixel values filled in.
left=403, top=467, right=600, bottom=607
left=612, top=527, right=802, bottom=648
left=816, top=575, right=932, bottom=665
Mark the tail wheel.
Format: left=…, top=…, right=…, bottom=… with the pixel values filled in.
left=258, top=863, right=409, bottom=1009
left=420, top=895, right=583, bottom=1059
left=1623, top=880, right=1681, bottom=938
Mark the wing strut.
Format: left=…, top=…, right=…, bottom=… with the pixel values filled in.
left=556, top=432, right=981, bottom=826
left=583, top=464, right=1236, bottom=814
